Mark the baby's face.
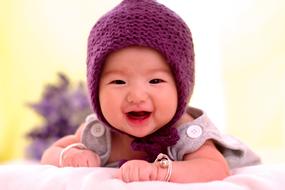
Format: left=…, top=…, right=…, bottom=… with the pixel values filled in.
left=99, top=46, right=177, bottom=138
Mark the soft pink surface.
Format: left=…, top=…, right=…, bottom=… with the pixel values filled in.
left=0, top=163, right=284, bottom=190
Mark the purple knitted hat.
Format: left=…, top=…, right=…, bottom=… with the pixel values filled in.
left=87, top=0, right=195, bottom=161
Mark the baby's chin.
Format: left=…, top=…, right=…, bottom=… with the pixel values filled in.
left=109, top=117, right=167, bottom=138
left=125, top=126, right=162, bottom=138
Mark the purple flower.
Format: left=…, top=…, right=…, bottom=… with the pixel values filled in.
left=26, top=73, right=92, bottom=160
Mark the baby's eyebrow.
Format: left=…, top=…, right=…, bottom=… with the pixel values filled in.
left=147, top=68, right=172, bottom=75
left=101, top=70, right=124, bottom=77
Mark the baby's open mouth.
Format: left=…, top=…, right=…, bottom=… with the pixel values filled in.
left=127, top=111, right=151, bottom=120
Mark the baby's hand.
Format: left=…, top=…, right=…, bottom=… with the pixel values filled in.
left=60, top=148, right=101, bottom=167
left=115, top=160, right=166, bottom=182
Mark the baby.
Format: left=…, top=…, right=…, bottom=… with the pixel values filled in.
left=41, top=0, right=260, bottom=183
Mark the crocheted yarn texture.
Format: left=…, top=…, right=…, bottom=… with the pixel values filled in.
left=87, top=0, right=195, bottom=161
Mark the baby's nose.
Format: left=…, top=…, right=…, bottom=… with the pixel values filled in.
left=126, top=88, right=148, bottom=104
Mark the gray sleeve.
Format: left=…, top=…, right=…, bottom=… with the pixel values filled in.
left=167, top=116, right=261, bottom=169
left=80, top=114, right=112, bottom=167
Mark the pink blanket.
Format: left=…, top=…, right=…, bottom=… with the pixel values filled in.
left=0, top=163, right=284, bottom=190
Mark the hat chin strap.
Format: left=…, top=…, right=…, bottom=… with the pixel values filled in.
left=131, top=126, right=179, bottom=162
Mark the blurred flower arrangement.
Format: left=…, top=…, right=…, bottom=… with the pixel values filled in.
left=26, top=73, right=92, bottom=160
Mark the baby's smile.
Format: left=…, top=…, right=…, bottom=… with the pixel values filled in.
left=127, top=111, right=151, bottom=119
left=126, top=111, right=151, bottom=125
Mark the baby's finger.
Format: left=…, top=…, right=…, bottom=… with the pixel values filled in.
left=71, top=157, right=81, bottom=167
left=62, top=157, right=72, bottom=167
left=90, top=153, right=101, bottom=167
left=121, top=165, right=131, bottom=183
left=130, top=165, right=139, bottom=182
left=139, top=166, right=152, bottom=181
left=149, top=164, right=159, bottom=181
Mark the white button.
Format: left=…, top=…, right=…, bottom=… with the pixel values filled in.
left=186, top=125, right=202, bottom=138
left=91, top=122, right=105, bottom=137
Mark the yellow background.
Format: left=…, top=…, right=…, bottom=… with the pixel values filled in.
left=0, top=0, right=284, bottom=163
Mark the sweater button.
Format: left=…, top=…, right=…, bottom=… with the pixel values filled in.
left=91, top=122, right=105, bottom=137
left=186, top=125, right=202, bottom=138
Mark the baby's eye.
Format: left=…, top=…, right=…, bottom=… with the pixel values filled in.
left=110, top=80, right=126, bottom=85
left=149, top=79, right=165, bottom=84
